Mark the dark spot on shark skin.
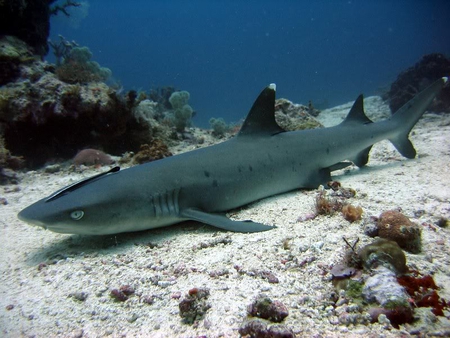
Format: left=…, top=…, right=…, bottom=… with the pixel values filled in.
left=212, top=180, right=218, bottom=187
left=238, top=167, right=242, bottom=173
left=326, top=148, right=330, bottom=155
left=204, top=171, right=210, bottom=178
left=249, top=165, right=253, bottom=172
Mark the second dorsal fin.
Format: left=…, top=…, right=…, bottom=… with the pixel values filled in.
left=341, top=94, right=373, bottom=125
left=238, top=83, right=285, bottom=137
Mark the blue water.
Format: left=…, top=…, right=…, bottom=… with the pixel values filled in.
left=49, top=0, right=450, bottom=127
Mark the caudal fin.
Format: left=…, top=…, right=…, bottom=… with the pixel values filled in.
left=389, top=77, right=448, bottom=158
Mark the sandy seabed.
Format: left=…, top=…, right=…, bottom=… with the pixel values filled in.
left=1, top=97, right=450, bottom=337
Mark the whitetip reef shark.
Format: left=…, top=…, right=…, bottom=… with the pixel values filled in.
left=18, top=77, right=447, bottom=235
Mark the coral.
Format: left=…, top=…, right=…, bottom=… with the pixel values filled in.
left=168, top=91, right=193, bottom=132
left=50, top=0, right=81, bottom=16
left=133, top=99, right=160, bottom=129
left=384, top=53, right=450, bottom=113
left=377, top=210, right=422, bottom=253
left=315, top=191, right=343, bottom=215
left=178, top=287, right=210, bottom=324
left=132, top=140, right=172, bottom=164
left=1, top=58, right=159, bottom=168
left=209, top=117, right=230, bottom=138
left=73, top=149, right=113, bottom=166
left=342, top=204, right=363, bottom=222
left=55, top=46, right=112, bottom=84
left=247, top=295, right=289, bottom=323
left=48, top=35, right=78, bottom=66
left=149, top=86, right=176, bottom=109
left=358, top=238, right=407, bottom=274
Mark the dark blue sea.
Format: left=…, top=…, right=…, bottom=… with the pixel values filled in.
left=49, top=0, right=450, bottom=127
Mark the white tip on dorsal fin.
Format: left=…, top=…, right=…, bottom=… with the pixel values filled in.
left=269, top=83, right=276, bottom=91
left=443, top=76, right=448, bottom=83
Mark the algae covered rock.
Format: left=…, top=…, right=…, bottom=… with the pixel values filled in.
left=377, top=210, right=422, bottom=253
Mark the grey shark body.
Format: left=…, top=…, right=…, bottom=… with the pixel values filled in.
left=18, top=78, right=447, bottom=235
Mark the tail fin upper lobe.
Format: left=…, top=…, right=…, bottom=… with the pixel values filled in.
left=389, top=77, right=448, bottom=158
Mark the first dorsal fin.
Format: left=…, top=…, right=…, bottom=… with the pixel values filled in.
left=238, top=83, right=285, bottom=137
left=341, top=94, right=373, bottom=125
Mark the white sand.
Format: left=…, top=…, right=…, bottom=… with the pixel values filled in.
left=1, top=97, right=450, bottom=337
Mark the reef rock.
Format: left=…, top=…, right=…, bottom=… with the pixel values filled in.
left=384, top=53, right=450, bottom=113
left=0, top=1, right=52, bottom=56
left=274, top=98, right=323, bottom=131
left=0, top=38, right=159, bottom=168
left=362, top=266, right=414, bottom=327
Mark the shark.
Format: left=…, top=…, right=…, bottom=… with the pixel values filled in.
left=18, top=77, right=447, bottom=235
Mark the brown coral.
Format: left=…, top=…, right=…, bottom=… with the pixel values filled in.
left=73, top=149, right=113, bottom=166
left=132, top=140, right=172, bottom=164
left=342, top=204, right=363, bottom=222
left=377, top=210, right=422, bottom=254
left=315, top=191, right=343, bottom=215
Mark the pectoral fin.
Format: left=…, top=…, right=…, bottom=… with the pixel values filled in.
left=181, top=208, right=275, bottom=232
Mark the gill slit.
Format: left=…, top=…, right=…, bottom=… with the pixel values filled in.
left=151, top=188, right=181, bottom=217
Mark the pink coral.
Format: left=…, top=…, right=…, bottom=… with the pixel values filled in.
left=73, top=149, right=113, bottom=166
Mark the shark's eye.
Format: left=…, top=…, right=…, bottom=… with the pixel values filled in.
left=70, top=210, right=84, bottom=220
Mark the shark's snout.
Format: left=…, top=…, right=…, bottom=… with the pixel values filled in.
left=18, top=205, right=44, bottom=227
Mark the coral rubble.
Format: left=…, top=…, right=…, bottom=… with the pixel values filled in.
left=178, top=287, right=211, bottom=324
